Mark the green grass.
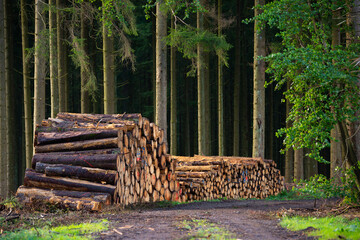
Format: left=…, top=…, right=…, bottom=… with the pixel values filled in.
left=280, top=216, right=360, bottom=240
left=265, top=189, right=314, bottom=201
left=1, top=219, right=108, bottom=240
left=180, top=219, right=237, bottom=240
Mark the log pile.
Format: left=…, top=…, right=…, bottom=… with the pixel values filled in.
left=16, top=113, right=181, bottom=210
left=172, top=155, right=284, bottom=202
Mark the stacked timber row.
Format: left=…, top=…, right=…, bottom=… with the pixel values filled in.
left=172, top=155, right=284, bottom=202
left=16, top=113, right=181, bottom=210
left=114, top=125, right=182, bottom=205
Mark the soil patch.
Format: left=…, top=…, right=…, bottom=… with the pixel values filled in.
left=0, top=198, right=347, bottom=239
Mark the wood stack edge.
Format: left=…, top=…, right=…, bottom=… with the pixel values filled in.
left=15, top=113, right=284, bottom=211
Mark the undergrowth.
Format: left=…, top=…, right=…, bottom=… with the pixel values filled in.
left=0, top=219, right=108, bottom=240
left=281, top=216, right=360, bottom=240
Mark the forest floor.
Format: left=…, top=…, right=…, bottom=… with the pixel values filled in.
left=2, top=197, right=359, bottom=239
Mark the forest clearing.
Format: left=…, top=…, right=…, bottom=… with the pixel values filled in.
left=1, top=0, right=360, bottom=239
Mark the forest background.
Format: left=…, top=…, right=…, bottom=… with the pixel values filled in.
left=0, top=0, right=359, bottom=199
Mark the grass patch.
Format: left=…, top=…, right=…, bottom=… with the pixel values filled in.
left=280, top=216, right=360, bottom=240
left=180, top=219, right=236, bottom=239
left=1, top=219, right=108, bottom=240
left=265, top=189, right=313, bottom=201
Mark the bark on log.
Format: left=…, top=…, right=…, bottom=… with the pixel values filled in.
left=55, top=113, right=143, bottom=127
left=36, top=130, right=118, bottom=145
left=24, top=169, right=115, bottom=195
left=32, top=153, right=118, bottom=170
left=35, top=162, right=116, bottom=184
left=16, top=186, right=111, bottom=205
left=35, top=137, right=118, bottom=153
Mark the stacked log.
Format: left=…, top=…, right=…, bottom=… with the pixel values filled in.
left=113, top=125, right=182, bottom=205
left=16, top=113, right=181, bottom=210
left=172, top=155, right=284, bottom=202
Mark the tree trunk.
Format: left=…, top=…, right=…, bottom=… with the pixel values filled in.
left=197, top=6, right=206, bottom=155
left=34, top=0, right=46, bottom=132
left=170, top=15, right=177, bottom=155
left=155, top=0, right=167, bottom=142
left=0, top=0, right=7, bottom=197
left=294, top=147, right=304, bottom=180
left=350, top=0, right=360, bottom=164
left=284, top=81, right=294, bottom=183
left=233, top=0, right=241, bottom=156
left=81, top=3, right=90, bottom=113
left=252, top=0, right=266, bottom=158
left=21, top=0, right=32, bottom=170
left=330, top=9, right=343, bottom=184
left=57, top=0, right=66, bottom=113
left=103, top=6, right=115, bottom=114
left=49, top=0, right=58, bottom=118
left=218, top=0, right=224, bottom=156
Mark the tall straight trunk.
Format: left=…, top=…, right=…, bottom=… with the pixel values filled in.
left=204, top=15, right=211, bottom=156
left=233, top=0, right=241, bottom=156
left=170, top=15, right=177, bottom=155
left=266, top=84, right=274, bottom=159
left=294, top=147, right=304, bottom=180
left=57, top=0, right=66, bottom=112
left=185, top=76, right=191, bottom=156
left=102, top=18, right=115, bottom=114
left=252, top=0, right=265, bottom=158
left=81, top=4, right=90, bottom=113
left=152, top=14, right=156, bottom=120
left=218, top=0, right=224, bottom=156
left=350, top=0, right=360, bottom=163
left=50, top=0, right=58, bottom=118
left=285, top=82, right=294, bottom=182
left=204, top=51, right=211, bottom=156
left=331, top=9, right=343, bottom=183
left=197, top=7, right=206, bottom=155
left=21, top=0, right=32, bottom=169
left=155, top=0, right=167, bottom=142
left=0, top=0, right=7, bottom=197
left=34, top=0, right=46, bottom=130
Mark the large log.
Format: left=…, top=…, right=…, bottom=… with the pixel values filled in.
left=35, top=137, right=118, bottom=153
left=56, top=112, right=143, bottom=126
left=16, top=186, right=111, bottom=205
left=39, top=119, right=136, bottom=131
left=16, top=187, right=104, bottom=211
left=36, top=130, right=118, bottom=145
left=35, top=148, right=120, bottom=155
left=35, top=162, right=116, bottom=184
left=24, top=169, right=116, bottom=195
left=32, top=153, right=118, bottom=170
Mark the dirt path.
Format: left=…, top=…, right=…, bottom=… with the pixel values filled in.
left=96, top=199, right=324, bottom=239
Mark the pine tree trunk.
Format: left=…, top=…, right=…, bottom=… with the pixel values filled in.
left=0, top=0, right=7, bottom=197
left=155, top=0, right=167, bottom=142
left=218, top=0, right=224, bottom=156
left=49, top=0, right=58, bottom=118
left=170, top=15, right=177, bottom=156
left=294, top=147, right=304, bottom=180
left=350, top=0, right=360, bottom=163
left=252, top=0, right=265, bottom=158
left=81, top=3, right=90, bottom=113
left=34, top=0, right=46, bottom=131
left=330, top=9, right=343, bottom=183
left=204, top=52, right=211, bottom=156
left=21, top=0, right=32, bottom=169
left=57, top=0, right=66, bottom=112
left=285, top=81, right=294, bottom=183
left=197, top=7, right=206, bottom=155
left=4, top=0, right=17, bottom=194
left=233, top=0, right=241, bottom=156
left=103, top=6, right=115, bottom=114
